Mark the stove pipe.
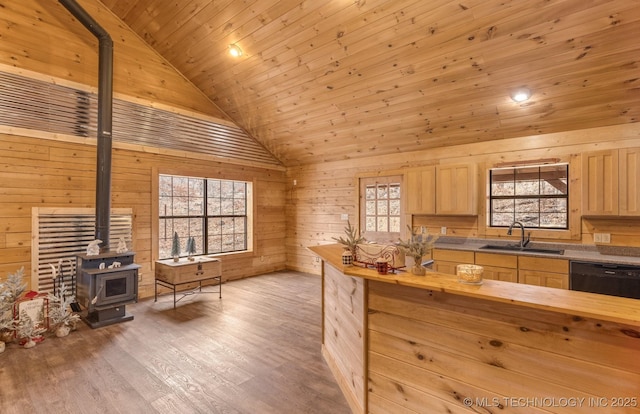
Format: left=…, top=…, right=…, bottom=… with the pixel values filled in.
left=59, top=0, right=113, bottom=252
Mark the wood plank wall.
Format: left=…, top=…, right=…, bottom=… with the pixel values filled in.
left=0, top=0, right=287, bottom=292
left=0, top=134, right=286, bottom=295
left=0, top=0, right=228, bottom=119
left=288, top=123, right=640, bottom=275
left=367, top=280, right=640, bottom=413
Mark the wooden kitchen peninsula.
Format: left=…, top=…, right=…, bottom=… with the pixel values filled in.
left=309, top=244, right=640, bottom=414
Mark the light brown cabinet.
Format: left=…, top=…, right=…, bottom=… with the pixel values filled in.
left=582, top=148, right=640, bottom=216
left=518, top=256, right=569, bottom=289
left=432, top=248, right=474, bottom=275
left=405, top=166, right=436, bottom=214
left=405, top=163, right=477, bottom=216
left=474, top=252, right=518, bottom=283
left=619, top=148, right=640, bottom=215
left=582, top=150, right=618, bottom=215
left=436, top=164, right=477, bottom=215
left=433, top=248, right=568, bottom=289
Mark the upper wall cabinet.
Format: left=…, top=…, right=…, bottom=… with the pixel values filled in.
left=582, top=150, right=618, bottom=215
left=435, top=164, right=477, bottom=215
left=619, top=148, right=640, bottom=216
left=582, top=149, right=640, bottom=216
left=405, top=163, right=477, bottom=216
left=405, top=166, right=436, bottom=214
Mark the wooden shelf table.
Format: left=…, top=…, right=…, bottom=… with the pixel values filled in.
left=155, top=257, right=222, bottom=308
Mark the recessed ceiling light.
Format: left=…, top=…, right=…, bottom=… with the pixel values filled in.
left=229, top=44, right=243, bottom=57
left=510, top=87, right=532, bottom=102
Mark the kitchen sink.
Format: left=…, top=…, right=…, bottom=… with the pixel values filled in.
left=479, top=244, right=564, bottom=255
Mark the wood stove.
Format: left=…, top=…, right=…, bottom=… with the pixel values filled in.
left=59, top=0, right=142, bottom=329
left=76, top=252, right=140, bottom=328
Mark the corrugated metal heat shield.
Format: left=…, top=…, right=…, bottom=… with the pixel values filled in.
left=0, top=71, right=281, bottom=167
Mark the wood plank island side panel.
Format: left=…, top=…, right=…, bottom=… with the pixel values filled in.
left=368, top=369, right=483, bottom=414
left=367, top=281, right=640, bottom=414
left=369, top=352, right=549, bottom=414
left=0, top=134, right=287, bottom=295
left=368, top=305, right=639, bottom=398
left=322, top=263, right=366, bottom=414
left=369, top=280, right=640, bottom=361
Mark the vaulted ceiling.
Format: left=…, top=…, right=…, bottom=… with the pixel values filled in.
left=99, top=0, right=640, bottom=166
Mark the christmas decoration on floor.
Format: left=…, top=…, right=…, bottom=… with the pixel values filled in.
left=0, top=265, right=81, bottom=354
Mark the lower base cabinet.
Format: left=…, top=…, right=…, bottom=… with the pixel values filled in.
left=432, top=249, right=474, bottom=275
left=518, top=256, right=569, bottom=289
left=433, top=248, right=569, bottom=288
left=474, top=252, right=518, bottom=283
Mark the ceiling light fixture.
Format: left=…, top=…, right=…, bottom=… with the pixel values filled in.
left=510, top=87, right=532, bottom=103
left=228, top=44, right=243, bottom=57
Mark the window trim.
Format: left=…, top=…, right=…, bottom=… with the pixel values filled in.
left=358, top=174, right=404, bottom=244
left=488, top=163, right=569, bottom=230
left=479, top=156, right=581, bottom=241
left=152, top=167, right=255, bottom=266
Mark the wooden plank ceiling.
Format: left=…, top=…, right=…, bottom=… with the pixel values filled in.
left=99, top=0, right=640, bottom=166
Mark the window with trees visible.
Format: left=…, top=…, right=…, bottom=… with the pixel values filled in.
left=360, top=175, right=403, bottom=243
left=158, top=174, right=252, bottom=259
left=489, top=164, right=568, bottom=229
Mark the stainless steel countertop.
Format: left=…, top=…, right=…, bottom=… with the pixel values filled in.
left=434, top=237, right=640, bottom=266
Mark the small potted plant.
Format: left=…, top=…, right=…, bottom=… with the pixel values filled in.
left=332, top=220, right=366, bottom=266
left=397, top=225, right=438, bottom=275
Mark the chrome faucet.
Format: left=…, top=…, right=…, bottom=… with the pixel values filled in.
left=507, top=221, right=530, bottom=248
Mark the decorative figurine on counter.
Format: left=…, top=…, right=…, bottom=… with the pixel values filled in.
left=86, top=239, right=102, bottom=256
left=116, top=237, right=128, bottom=254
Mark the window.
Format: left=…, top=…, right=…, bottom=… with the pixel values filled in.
left=158, top=174, right=252, bottom=259
left=360, top=175, right=402, bottom=243
left=489, top=164, right=568, bottom=229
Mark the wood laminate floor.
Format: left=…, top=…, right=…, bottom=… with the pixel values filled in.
left=0, top=271, right=351, bottom=414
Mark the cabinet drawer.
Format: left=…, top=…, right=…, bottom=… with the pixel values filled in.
left=433, top=261, right=459, bottom=275
left=482, top=266, right=518, bottom=283
left=475, top=252, right=517, bottom=268
left=433, top=249, right=474, bottom=263
left=518, top=256, right=568, bottom=273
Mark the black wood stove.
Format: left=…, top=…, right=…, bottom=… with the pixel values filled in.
left=76, top=252, right=140, bottom=328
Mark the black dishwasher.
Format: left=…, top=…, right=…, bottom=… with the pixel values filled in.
left=570, top=261, right=640, bottom=299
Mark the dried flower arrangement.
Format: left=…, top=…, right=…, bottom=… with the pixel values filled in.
left=332, top=220, right=366, bottom=256
left=396, top=226, right=438, bottom=275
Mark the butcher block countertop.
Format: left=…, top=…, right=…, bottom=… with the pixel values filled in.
left=308, top=244, right=640, bottom=327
